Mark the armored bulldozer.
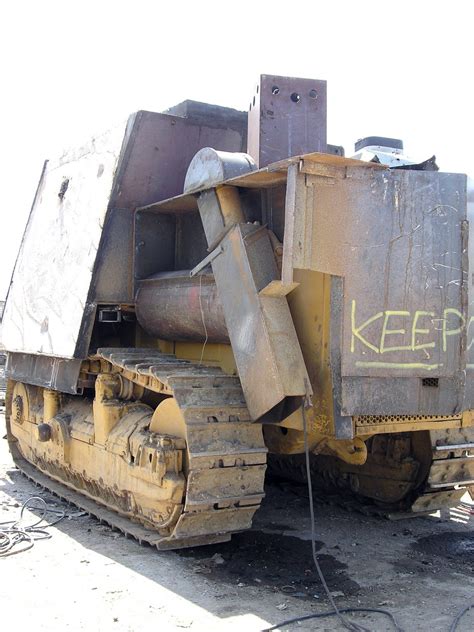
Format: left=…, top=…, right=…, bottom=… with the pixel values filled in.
left=3, top=75, right=473, bottom=549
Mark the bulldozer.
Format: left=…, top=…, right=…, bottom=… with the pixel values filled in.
left=2, top=75, right=473, bottom=549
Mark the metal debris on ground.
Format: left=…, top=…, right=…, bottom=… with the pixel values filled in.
left=0, top=496, right=65, bottom=557
left=210, top=553, right=225, bottom=565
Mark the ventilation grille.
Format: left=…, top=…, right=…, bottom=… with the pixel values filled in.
left=355, top=414, right=460, bottom=426
left=422, top=378, right=439, bottom=388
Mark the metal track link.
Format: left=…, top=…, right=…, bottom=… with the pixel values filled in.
left=411, top=430, right=474, bottom=513
left=12, top=453, right=231, bottom=550
left=269, top=427, right=474, bottom=517
left=7, top=349, right=268, bottom=550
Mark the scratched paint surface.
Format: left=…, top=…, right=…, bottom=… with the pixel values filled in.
left=343, top=171, right=466, bottom=377
left=349, top=302, right=471, bottom=372
left=2, top=122, right=127, bottom=358
left=305, top=169, right=467, bottom=378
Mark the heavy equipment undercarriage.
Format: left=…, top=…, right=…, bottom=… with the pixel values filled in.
left=7, top=350, right=267, bottom=548
left=2, top=75, right=474, bottom=548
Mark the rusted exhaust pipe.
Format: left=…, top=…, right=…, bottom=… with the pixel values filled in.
left=136, top=271, right=229, bottom=344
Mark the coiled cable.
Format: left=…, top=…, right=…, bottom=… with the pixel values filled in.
left=0, top=496, right=65, bottom=557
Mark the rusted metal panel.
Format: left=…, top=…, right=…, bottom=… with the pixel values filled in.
left=247, top=75, right=327, bottom=167
left=284, top=164, right=467, bottom=415
left=110, top=110, right=246, bottom=210
left=193, top=172, right=310, bottom=419
left=202, top=220, right=309, bottom=420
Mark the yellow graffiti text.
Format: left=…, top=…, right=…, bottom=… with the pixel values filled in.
left=442, top=308, right=464, bottom=352
left=350, top=300, right=473, bottom=357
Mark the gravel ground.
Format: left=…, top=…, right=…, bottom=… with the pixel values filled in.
left=0, top=411, right=473, bottom=632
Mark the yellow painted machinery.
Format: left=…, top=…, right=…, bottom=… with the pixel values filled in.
left=3, top=76, right=474, bottom=549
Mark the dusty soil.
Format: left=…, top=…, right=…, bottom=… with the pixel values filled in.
left=0, top=410, right=473, bottom=632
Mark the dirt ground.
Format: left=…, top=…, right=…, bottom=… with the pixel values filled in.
left=0, top=411, right=473, bottom=632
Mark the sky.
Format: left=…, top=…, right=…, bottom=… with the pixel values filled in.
left=1, top=0, right=473, bottom=300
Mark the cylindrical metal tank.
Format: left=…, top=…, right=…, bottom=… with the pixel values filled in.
left=136, top=271, right=229, bottom=343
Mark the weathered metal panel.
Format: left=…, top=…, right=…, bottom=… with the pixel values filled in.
left=284, top=165, right=467, bottom=415
left=140, top=155, right=470, bottom=417
left=133, top=211, right=176, bottom=282
left=175, top=212, right=209, bottom=271
left=2, top=121, right=128, bottom=358
left=92, top=208, right=136, bottom=303
left=164, top=100, right=247, bottom=134
left=340, top=171, right=465, bottom=380
left=6, top=352, right=82, bottom=394
left=463, top=177, right=474, bottom=410
left=341, top=376, right=463, bottom=416
left=110, top=111, right=246, bottom=210
left=329, top=277, right=354, bottom=438
left=247, top=75, right=327, bottom=167
left=205, top=222, right=308, bottom=419
left=140, top=152, right=375, bottom=215
left=3, top=104, right=249, bottom=362
left=95, top=110, right=248, bottom=305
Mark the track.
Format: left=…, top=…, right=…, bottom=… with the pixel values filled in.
left=268, top=426, right=474, bottom=516
left=6, top=348, right=267, bottom=550
left=5, top=347, right=474, bottom=550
